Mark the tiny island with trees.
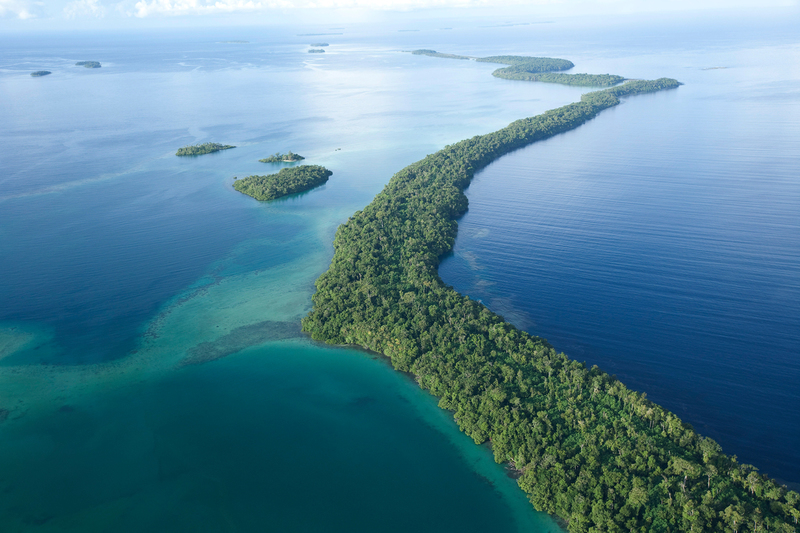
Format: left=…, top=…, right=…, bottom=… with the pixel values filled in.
left=176, top=142, right=236, bottom=156
left=308, top=49, right=326, bottom=54
left=259, top=151, right=305, bottom=163
left=233, top=165, right=332, bottom=201
left=31, top=71, right=51, bottom=77
left=310, top=42, right=329, bottom=47
left=76, top=61, right=101, bottom=68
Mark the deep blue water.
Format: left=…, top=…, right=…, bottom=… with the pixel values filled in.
left=0, top=11, right=798, bottom=530
left=438, top=18, right=800, bottom=483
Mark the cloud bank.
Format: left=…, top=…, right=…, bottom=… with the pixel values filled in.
left=64, top=0, right=105, bottom=18
left=0, top=0, right=41, bottom=18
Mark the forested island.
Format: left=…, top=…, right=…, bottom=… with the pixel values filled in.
left=176, top=143, right=235, bottom=156
left=30, top=71, right=51, bottom=77
left=310, top=42, right=329, bottom=47
left=411, top=49, right=471, bottom=60
left=496, top=72, right=625, bottom=87
left=412, top=51, right=626, bottom=87
left=76, top=61, right=101, bottom=68
left=233, top=165, right=331, bottom=201
left=302, top=78, right=800, bottom=532
left=308, top=49, right=326, bottom=54
left=477, top=55, right=575, bottom=72
left=259, top=151, right=305, bottom=163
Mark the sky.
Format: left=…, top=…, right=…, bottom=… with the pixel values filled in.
left=1, top=0, right=797, bottom=31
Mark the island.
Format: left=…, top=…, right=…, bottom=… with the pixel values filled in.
left=259, top=151, right=305, bottom=163
left=498, top=72, right=625, bottom=87
left=302, top=78, right=799, bottom=532
left=30, top=71, right=51, bottom=77
left=233, top=165, right=331, bottom=201
left=411, top=49, right=471, bottom=60
left=308, top=49, right=325, bottom=54
left=76, top=61, right=101, bottom=68
left=175, top=142, right=235, bottom=156
left=310, top=43, right=329, bottom=47
left=411, top=51, right=627, bottom=87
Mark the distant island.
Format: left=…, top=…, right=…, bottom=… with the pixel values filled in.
left=233, top=165, right=332, bottom=201
left=31, top=71, right=51, bottom=77
left=259, top=151, right=305, bottom=163
left=297, top=33, right=343, bottom=36
left=411, top=49, right=471, bottom=60
left=76, top=61, right=101, bottom=68
left=411, top=50, right=627, bottom=87
left=218, top=41, right=249, bottom=44
left=499, top=72, right=625, bottom=87
left=175, top=143, right=235, bottom=156
left=308, top=49, right=325, bottom=54
left=310, top=43, right=329, bottom=47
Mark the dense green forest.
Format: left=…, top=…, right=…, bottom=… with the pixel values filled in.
left=259, top=151, right=305, bottom=163
left=412, top=51, right=626, bottom=87
left=30, top=71, right=51, bottom=77
left=175, top=142, right=235, bottom=156
left=302, top=79, right=800, bottom=532
left=76, top=61, right=101, bottom=68
left=233, top=165, right=332, bottom=201
left=494, top=71, right=625, bottom=87
left=477, top=55, right=575, bottom=72
left=412, top=49, right=472, bottom=60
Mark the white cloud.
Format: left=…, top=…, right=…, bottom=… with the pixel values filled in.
left=131, top=0, right=291, bottom=17
left=0, top=0, right=41, bottom=18
left=64, top=0, right=106, bottom=18
left=129, top=0, right=539, bottom=17
left=125, top=0, right=799, bottom=17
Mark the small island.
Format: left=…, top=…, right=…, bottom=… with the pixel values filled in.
left=259, top=151, right=305, bottom=163
left=233, top=165, right=332, bottom=201
left=176, top=142, right=235, bottom=156
left=310, top=43, right=329, bottom=47
left=31, top=71, right=51, bottom=77
left=308, top=49, right=325, bottom=54
left=411, top=49, right=471, bottom=60
left=76, top=61, right=101, bottom=68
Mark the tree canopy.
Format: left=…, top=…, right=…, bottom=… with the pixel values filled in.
left=302, top=79, right=799, bottom=532
left=233, top=165, right=332, bottom=201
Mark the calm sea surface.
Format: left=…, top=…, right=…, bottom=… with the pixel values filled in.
left=0, top=12, right=797, bottom=530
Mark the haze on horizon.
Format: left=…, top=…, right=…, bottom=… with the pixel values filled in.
left=1, top=0, right=797, bottom=31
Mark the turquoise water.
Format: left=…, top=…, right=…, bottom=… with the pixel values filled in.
left=0, top=25, right=573, bottom=532
left=0, top=12, right=797, bottom=530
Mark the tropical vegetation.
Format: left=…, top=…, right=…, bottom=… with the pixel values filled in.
left=259, top=151, right=305, bottom=163
left=233, top=165, right=332, bottom=201
left=175, top=142, right=235, bottom=156
left=302, top=79, right=799, bottom=532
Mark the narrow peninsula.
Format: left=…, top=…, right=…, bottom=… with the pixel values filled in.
left=233, top=165, right=331, bottom=201
left=31, top=71, right=51, bottom=77
left=76, top=61, right=101, bottom=68
left=259, top=151, right=305, bottom=163
left=176, top=142, right=235, bottom=156
left=302, top=77, right=799, bottom=531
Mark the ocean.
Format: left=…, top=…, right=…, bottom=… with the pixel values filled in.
left=0, top=11, right=797, bottom=530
